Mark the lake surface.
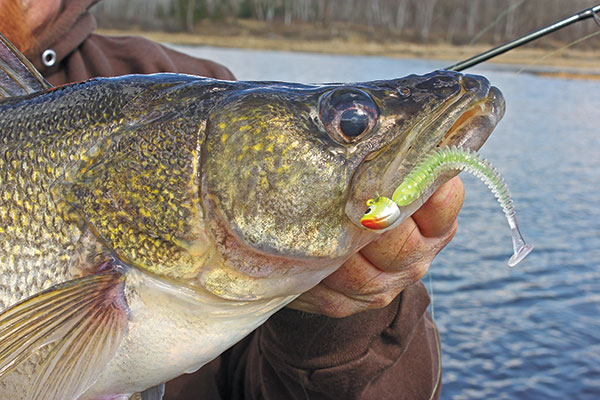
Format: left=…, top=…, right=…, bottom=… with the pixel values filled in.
left=172, top=45, right=600, bottom=399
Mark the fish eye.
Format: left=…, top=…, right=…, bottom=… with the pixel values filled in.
left=340, top=109, right=369, bottom=138
left=319, top=88, right=379, bottom=143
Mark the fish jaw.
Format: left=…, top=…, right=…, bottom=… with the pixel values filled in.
left=80, top=267, right=295, bottom=399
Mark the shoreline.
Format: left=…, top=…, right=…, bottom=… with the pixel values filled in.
left=97, top=25, right=600, bottom=80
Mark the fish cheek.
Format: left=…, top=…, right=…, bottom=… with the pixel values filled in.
left=202, top=102, right=355, bottom=262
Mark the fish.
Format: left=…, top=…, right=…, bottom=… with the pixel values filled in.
left=0, top=33, right=505, bottom=399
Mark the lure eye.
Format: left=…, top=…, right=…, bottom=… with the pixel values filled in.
left=319, top=88, right=379, bottom=143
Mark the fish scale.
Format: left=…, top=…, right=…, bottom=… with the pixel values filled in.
left=0, top=81, right=132, bottom=310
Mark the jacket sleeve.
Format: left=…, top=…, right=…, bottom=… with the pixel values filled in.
left=166, top=282, right=441, bottom=400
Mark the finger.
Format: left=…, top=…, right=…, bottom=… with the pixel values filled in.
left=197, top=60, right=237, bottom=80
left=211, top=64, right=236, bottom=80
left=412, top=176, right=465, bottom=238
left=321, top=252, right=397, bottom=296
left=325, top=254, right=434, bottom=297
left=289, top=283, right=370, bottom=318
left=360, top=217, right=457, bottom=271
left=290, top=273, right=409, bottom=318
left=360, top=217, right=424, bottom=270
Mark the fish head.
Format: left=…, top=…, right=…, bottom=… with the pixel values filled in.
left=199, top=70, right=505, bottom=299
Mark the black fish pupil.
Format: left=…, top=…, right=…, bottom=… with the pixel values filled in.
left=340, top=109, right=368, bottom=138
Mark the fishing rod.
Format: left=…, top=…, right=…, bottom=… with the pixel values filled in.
left=446, top=4, right=600, bottom=71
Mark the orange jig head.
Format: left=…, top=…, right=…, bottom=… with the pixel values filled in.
left=360, top=196, right=401, bottom=230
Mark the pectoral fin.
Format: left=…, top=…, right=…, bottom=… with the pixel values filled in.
left=0, top=271, right=129, bottom=400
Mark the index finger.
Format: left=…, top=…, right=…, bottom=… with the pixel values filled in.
left=412, top=176, right=464, bottom=237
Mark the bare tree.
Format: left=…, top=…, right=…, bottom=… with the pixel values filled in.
left=92, top=0, right=600, bottom=48
left=185, top=0, right=195, bottom=32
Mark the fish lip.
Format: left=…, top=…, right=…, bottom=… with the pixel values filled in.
left=346, top=74, right=505, bottom=228
left=437, top=84, right=505, bottom=150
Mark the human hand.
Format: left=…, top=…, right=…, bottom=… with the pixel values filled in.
left=289, top=176, right=465, bottom=318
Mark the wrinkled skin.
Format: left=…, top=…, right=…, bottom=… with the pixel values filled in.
left=293, top=176, right=464, bottom=317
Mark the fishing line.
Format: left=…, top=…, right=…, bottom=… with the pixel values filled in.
left=428, top=267, right=435, bottom=322
left=468, top=0, right=527, bottom=46
left=516, top=29, right=600, bottom=75
left=428, top=307, right=442, bottom=400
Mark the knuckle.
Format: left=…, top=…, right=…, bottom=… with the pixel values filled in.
left=406, top=260, right=432, bottom=281
left=319, top=297, right=354, bottom=318
left=354, top=279, right=390, bottom=296
left=365, top=292, right=397, bottom=309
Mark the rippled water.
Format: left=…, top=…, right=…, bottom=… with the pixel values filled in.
left=172, top=45, right=600, bottom=399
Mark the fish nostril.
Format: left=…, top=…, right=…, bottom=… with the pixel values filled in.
left=461, top=75, right=482, bottom=91
left=462, top=74, right=492, bottom=93
left=415, top=75, right=461, bottom=92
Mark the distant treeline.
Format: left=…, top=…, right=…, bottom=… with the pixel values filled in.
left=92, top=0, right=600, bottom=47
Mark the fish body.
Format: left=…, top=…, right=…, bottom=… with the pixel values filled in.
left=0, top=37, right=505, bottom=399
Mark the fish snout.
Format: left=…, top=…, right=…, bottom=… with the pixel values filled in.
left=409, top=70, right=492, bottom=101
left=461, top=73, right=490, bottom=92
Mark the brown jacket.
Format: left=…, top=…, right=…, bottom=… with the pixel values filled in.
left=25, top=1, right=442, bottom=399
left=25, top=0, right=235, bottom=84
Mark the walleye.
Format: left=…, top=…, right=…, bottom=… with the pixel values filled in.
left=0, top=34, right=505, bottom=399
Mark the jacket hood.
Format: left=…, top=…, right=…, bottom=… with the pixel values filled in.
left=26, top=0, right=100, bottom=73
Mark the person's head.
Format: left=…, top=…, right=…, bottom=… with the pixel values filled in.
left=0, top=0, right=62, bottom=52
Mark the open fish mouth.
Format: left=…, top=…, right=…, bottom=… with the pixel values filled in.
left=393, top=83, right=504, bottom=225
left=346, top=73, right=506, bottom=227
left=386, top=75, right=504, bottom=185
left=438, top=83, right=505, bottom=150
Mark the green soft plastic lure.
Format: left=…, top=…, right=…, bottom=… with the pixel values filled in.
left=360, top=146, right=533, bottom=267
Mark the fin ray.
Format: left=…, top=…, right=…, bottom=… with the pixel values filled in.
left=0, top=33, right=52, bottom=98
left=0, top=271, right=129, bottom=399
left=0, top=295, right=97, bottom=377
left=0, top=284, right=101, bottom=342
left=30, top=307, right=127, bottom=400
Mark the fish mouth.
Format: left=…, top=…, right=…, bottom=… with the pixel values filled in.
left=437, top=83, right=504, bottom=150
left=347, top=73, right=505, bottom=228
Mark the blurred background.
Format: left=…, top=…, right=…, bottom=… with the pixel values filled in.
left=92, top=1, right=600, bottom=399
left=92, top=0, right=598, bottom=46
left=91, top=0, right=600, bottom=72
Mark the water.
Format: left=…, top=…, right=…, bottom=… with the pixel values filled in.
left=172, top=45, right=600, bottom=399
